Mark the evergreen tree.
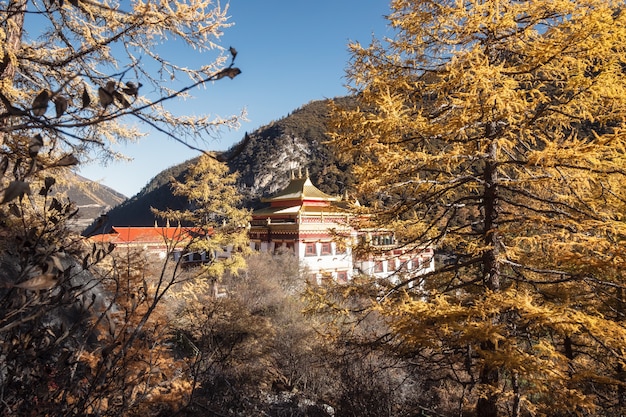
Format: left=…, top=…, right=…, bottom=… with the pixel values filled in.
left=330, top=1, right=626, bottom=415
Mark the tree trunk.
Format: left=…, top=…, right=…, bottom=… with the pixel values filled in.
left=477, top=139, right=500, bottom=417
left=477, top=340, right=499, bottom=417
left=0, top=0, right=26, bottom=147
left=511, top=372, right=521, bottom=417
left=483, top=140, right=500, bottom=293
left=0, top=0, right=26, bottom=83
left=617, top=286, right=626, bottom=413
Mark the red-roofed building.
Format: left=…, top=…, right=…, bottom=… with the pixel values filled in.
left=89, top=226, right=209, bottom=259
left=88, top=172, right=435, bottom=283
left=249, top=171, right=354, bottom=283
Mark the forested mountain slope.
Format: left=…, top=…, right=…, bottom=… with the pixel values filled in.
left=83, top=97, right=355, bottom=234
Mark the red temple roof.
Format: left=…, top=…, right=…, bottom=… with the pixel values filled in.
left=89, top=226, right=209, bottom=245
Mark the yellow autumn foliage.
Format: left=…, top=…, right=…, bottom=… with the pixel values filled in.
left=156, top=154, right=251, bottom=278
left=329, top=0, right=626, bottom=415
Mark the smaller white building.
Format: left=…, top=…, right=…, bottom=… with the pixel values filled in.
left=353, top=231, right=435, bottom=286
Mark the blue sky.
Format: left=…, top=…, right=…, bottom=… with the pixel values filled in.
left=78, top=1, right=393, bottom=197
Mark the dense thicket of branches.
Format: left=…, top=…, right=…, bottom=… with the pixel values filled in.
left=12, top=0, right=626, bottom=415
left=0, top=0, right=244, bottom=415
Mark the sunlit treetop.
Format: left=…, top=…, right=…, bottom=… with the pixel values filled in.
left=0, top=0, right=242, bottom=177
left=334, top=0, right=626, bottom=261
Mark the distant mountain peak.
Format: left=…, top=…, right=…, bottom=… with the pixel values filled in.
left=56, top=173, right=127, bottom=232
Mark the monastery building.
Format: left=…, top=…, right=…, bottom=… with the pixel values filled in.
left=249, top=171, right=435, bottom=284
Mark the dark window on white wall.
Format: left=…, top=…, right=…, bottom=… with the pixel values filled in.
left=305, top=243, right=317, bottom=256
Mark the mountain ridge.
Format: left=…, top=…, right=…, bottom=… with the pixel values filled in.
left=59, top=173, right=127, bottom=231
left=82, top=96, right=356, bottom=235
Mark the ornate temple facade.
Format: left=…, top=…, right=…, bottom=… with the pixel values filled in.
left=248, top=171, right=435, bottom=284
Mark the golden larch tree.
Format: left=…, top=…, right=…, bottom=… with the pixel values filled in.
left=0, top=0, right=243, bottom=194
left=156, top=153, right=251, bottom=280
left=330, top=0, right=626, bottom=415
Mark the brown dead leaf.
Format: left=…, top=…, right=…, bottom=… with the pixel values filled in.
left=14, top=274, right=57, bottom=291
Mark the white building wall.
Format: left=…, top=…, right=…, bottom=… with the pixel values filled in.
left=297, top=240, right=354, bottom=285
left=354, top=249, right=436, bottom=284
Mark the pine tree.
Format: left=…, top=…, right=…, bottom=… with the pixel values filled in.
left=330, top=1, right=626, bottom=415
